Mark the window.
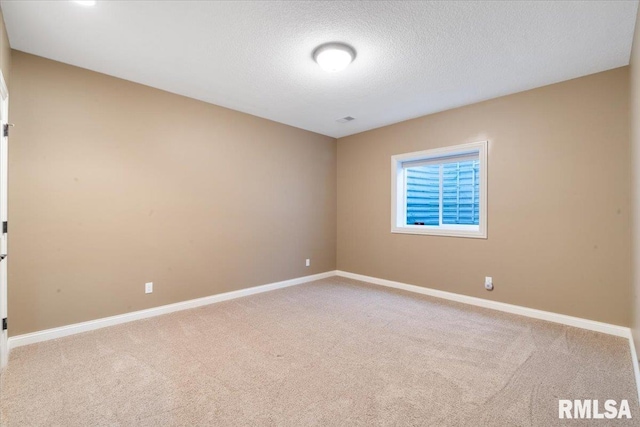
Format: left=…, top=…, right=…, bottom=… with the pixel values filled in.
left=391, top=141, right=487, bottom=238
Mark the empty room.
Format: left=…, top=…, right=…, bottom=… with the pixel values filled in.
left=1, top=0, right=640, bottom=425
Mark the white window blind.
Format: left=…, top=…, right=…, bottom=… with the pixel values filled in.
left=405, top=158, right=479, bottom=226
left=391, top=141, right=487, bottom=238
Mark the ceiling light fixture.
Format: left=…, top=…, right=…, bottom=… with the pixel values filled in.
left=313, top=43, right=356, bottom=73
left=73, top=0, right=96, bottom=6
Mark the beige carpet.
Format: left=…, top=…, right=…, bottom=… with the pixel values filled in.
left=0, top=277, right=638, bottom=426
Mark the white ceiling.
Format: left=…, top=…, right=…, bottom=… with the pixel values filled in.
left=2, top=1, right=638, bottom=138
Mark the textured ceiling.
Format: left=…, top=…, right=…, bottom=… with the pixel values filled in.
left=2, top=1, right=638, bottom=138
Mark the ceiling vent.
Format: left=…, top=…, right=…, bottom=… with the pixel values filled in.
left=336, top=116, right=355, bottom=123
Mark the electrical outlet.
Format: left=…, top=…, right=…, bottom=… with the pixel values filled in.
left=145, top=282, right=153, bottom=294
left=484, top=277, right=493, bottom=291
left=305, top=259, right=310, bottom=267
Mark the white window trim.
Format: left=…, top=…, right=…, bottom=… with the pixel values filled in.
left=391, top=140, right=488, bottom=239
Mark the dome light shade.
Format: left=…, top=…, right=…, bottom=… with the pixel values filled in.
left=313, top=43, right=356, bottom=73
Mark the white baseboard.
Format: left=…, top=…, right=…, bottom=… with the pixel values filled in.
left=628, top=332, right=640, bottom=405
left=8, top=270, right=336, bottom=350
left=13, top=270, right=630, bottom=346
left=336, top=270, right=629, bottom=337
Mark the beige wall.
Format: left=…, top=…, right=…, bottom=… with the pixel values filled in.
left=337, top=67, right=631, bottom=326
left=7, top=39, right=634, bottom=334
left=9, top=51, right=337, bottom=335
left=631, top=8, right=640, bottom=353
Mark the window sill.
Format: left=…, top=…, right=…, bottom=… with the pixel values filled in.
left=391, top=226, right=487, bottom=239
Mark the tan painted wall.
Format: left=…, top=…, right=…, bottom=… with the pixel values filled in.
left=8, top=51, right=337, bottom=335
left=631, top=8, right=640, bottom=352
left=337, top=67, right=631, bottom=326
